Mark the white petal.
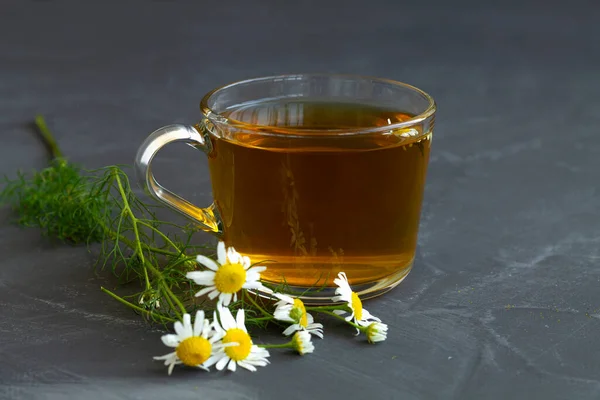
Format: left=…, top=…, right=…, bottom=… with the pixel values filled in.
left=217, top=242, right=226, bottom=265
left=193, top=310, right=205, bottom=336
left=250, top=346, right=270, bottom=359
left=274, top=309, right=294, bottom=323
left=210, top=331, right=225, bottom=343
left=273, top=293, right=294, bottom=304
left=180, top=314, right=193, bottom=338
left=332, top=294, right=350, bottom=303
left=168, top=362, right=176, bottom=375
left=274, top=302, right=292, bottom=312
left=244, top=358, right=269, bottom=367
left=224, top=308, right=237, bottom=329
left=308, top=322, right=323, bottom=330
left=153, top=352, right=176, bottom=362
left=283, top=324, right=300, bottom=336
left=256, top=285, right=273, bottom=294
left=333, top=273, right=352, bottom=293
left=245, top=272, right=262, bottom=282
left=361, top=309, right=381, bottom=322
left=174, top=321, right=186, bottom=339
left=182, top=313, right=191, bottom=329
left=219, top=306, right=236, bottom=330
left=220, top=341, right=240, bottom=348
left=247, top=266, right=267, bottom=274
left=202, top=320, right=212, bottom=337
left=236, top=309, right=246, bottom=329
left=204, top=354, right=222, bottom=368
left=238, top=361, right=257, bottom=372
left=227, top=247, right=240, bottom=264
left=241, top=256, right=251, bottom=269
left=227, top=359, right=237, bottom=372
left=160, top=334, right=180, bottom=348
left=207, top=290, right=220, bottom=300
left=242, top=281, right=264, bottom=290
left=309, top=329, right=324, bottom=339
left=194, top=286, right=216, bottom=298
left=216, top=355, right=230, bottom=371
left=195, top=255, right=219, bottom=271
left=220, top=293, right=233, bottom=307
left=186, top=271, right=216, bottom=283
left=332, top=309, right=346, bottom=315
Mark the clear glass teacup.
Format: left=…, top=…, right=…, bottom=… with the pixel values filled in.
left=135, top=74, right=436, bottom=302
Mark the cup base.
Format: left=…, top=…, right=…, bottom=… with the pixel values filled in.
left=256, top=260, right=414, bottom=305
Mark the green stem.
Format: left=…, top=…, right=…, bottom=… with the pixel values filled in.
left=159, top=284, right=179, bottom=316
left=101, top=287, right=176, bottom=323
left=113, top=170, right=188, bottom=318
left=246, top=316, right=275, bottom=322
left=34, top=115, right=63, bottom=159
left=306, top=305, right=347, bottom=312
left=142, top=245, right=180, bottom=257
left=113, top=170, right=151, bottom=290
left=102, top=223, right=180, bottom=258
left=313, top=309, right=363, bottom=331
left=244, top=292, right=272, bottom=318
left=159, top=278, right=188, bottom=316
left=140, top=259, right=187, bottom=318
left=258, top=342, right=293, bottom=349
left=137, top=220, right=181, bottom=253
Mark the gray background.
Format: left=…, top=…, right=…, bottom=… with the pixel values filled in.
left=1, top=1, right=599, bottom=399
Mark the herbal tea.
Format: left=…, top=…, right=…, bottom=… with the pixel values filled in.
left=207, top=101, right=431, bottom=291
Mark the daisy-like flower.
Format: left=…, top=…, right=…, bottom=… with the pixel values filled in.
left=332, top=272, right=381, bottom=332
left=273, top=293, right=323, bottom=338
left=291, top=330, right=315, bottom=355
left=365, top=321, right=388, bottom=343
left=210, top=305, right=270, bottom=372
left=186, top=242, right=270, bottom=306
left=153, top=311, right=228, bottom=375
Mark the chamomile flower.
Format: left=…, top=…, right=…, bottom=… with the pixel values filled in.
left=186, top=242, right=270, bottom=306
left=210, top=305, right=270, bottom=372
left=153, top=311, right=227, bottom=375
left=291, top=330, right=315, bottom=355
left=365, top=321, right=388, bottom=343
left=332, top=272, right=381, bottom=331
left=273, top=293, right=323, bottom=338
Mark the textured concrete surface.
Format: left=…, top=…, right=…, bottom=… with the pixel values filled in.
left=1, top=1, right=600, bottom=399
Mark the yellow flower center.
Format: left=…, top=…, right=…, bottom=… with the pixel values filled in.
left=175, top=336, right=212, bottom=367
left=292, top=332, right=304, bottom=354
left=366, top=323, right=377, bottom=339
left=213, top=263, right=246, bottom=294
left=223, top=328, right=252, bottom=361
left=293, top=298, right=308, bottom=328
left=351, top=292, right=363, bottom=320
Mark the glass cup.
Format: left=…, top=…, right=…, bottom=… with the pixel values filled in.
left=135, top=74, right=436, bottom=302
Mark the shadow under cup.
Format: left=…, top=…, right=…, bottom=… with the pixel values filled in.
left=137, top=74, right=436, bottom=302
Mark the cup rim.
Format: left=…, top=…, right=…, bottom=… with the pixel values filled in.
left=200, top=73, right=436, bottom=137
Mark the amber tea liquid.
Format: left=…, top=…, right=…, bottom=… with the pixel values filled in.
left=207, top=100, right=431, bottom=292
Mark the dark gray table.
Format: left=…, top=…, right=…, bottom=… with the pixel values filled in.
left=2, top=1, right=599, bottom=399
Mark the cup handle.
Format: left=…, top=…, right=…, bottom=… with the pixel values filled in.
left=134, top=123, right=223, bottom=235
